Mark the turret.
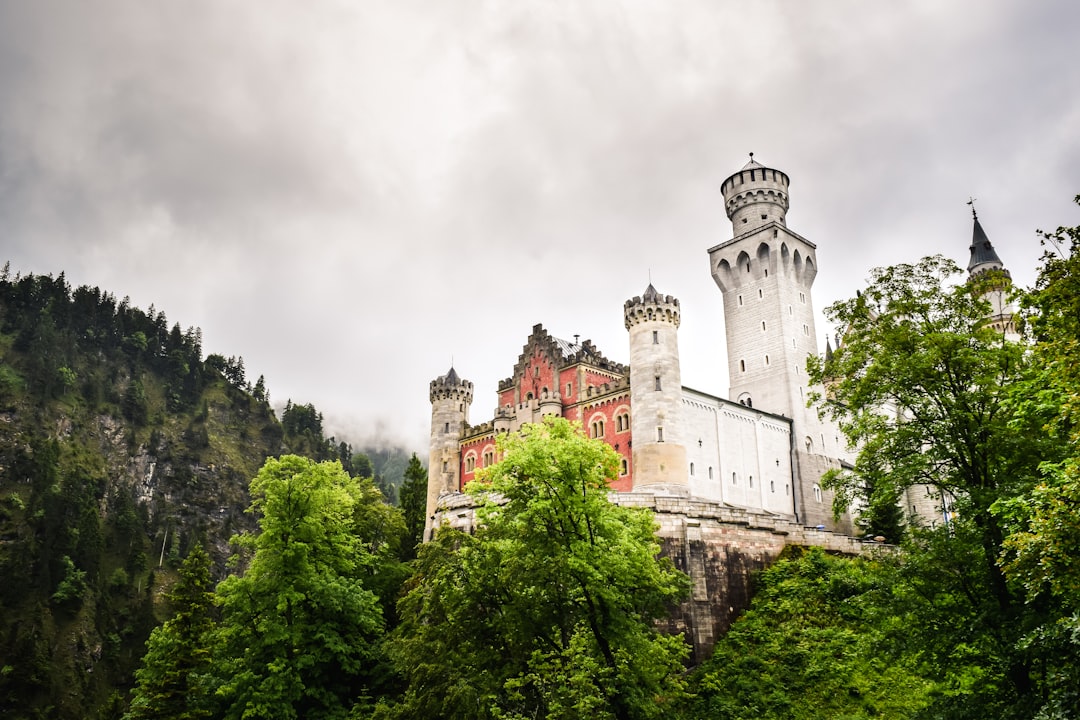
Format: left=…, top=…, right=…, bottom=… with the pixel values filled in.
left=720, top=153, right=791, bottom=233
left=427, top=366, right=473, bottom=539
left=966, top=205, right=1019, bottom=340
left=624, top=283, right=688, bottom=493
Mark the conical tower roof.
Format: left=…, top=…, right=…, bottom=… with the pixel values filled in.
left=642, top=283, right=660, bottom=302
left=967, top=212, right=1004, bottom=272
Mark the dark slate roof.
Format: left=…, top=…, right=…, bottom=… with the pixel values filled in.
left=968, top=215, right=1004, bottom=271
left=443, top=366, right=459, bottom=384
left=642, top=283, right=660, bottom=302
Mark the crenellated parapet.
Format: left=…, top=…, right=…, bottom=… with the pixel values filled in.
left=623, top=285, right=681, bottom=329
left=582, top=377, right=630, bottom=402
left=720, top=155, right=790, bottom=230
left=430, top=367, right=474, bottom=404
left=462, top=420, right=496, bottom=441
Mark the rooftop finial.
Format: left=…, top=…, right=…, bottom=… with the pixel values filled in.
left=967, top=197, right=978, bottom=220
left=749, top=151, right=754, bottom=162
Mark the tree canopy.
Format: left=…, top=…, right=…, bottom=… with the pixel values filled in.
left=383, top=416, right=690, bottom=720
left=805, top=245, right=1078, bottom=717
left=211, top=456, right=388, bottom=720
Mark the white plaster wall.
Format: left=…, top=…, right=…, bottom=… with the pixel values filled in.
left=682, top=389, right=795, bottom=518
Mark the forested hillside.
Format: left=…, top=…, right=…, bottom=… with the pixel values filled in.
left=0, top=267, right=422, bottom=718
left=4, top=199, right=1080, bottom=720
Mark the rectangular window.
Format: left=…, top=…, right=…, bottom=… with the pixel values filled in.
left=657, top=427, right=664, bottom=442
left=444, top=422, right=449, bottom=433
left=652, top=330, right=659, bottom=344
left=654, top=376, right=661, bottom=391
left=566, top=382, right=572, bottom=396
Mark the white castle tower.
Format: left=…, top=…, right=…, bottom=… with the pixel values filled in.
left=623, top=284, right=688, bottom=493
left=427, top=366, right=473, bottom=539
left=708, top=155, right=849, bottom=530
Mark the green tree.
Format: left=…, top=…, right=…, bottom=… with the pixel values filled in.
left=211, top=456, right=385, bottom=720
left=397, top=453, right=427, bottom=560
left=384, top=416, right=690, bottom=720
left=688, top=547, right=932, bottom=719
left=998, top=202, right=1080, bottom=716
left=808, top=255, right=1056, bottom=717
left=125, top=544, right=216, bottom=720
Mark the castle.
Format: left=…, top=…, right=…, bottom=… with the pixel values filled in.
left=427, top=155, right=856, bottom=537
left=424, top=157, right=1015, bottom=658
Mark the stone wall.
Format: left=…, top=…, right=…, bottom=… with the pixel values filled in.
left=614, top=491, right=871, bottom=661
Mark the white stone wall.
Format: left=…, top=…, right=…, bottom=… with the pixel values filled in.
left=682, top=388, right=796, bottom=517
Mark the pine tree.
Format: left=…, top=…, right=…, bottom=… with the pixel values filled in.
left=125, top=545, right=215, bottom=720
left=397, top=454, right=427, bottom=560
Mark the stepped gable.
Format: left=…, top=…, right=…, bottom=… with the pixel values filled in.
left=497, top=323, right=627, bottom=391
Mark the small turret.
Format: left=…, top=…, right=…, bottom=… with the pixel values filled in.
left=965, top=204, right=1018, bottom=340
left=427, top=366, right=474, bottom=539
left=720, top=153, right=791, bottom=234
left=967, top=205, right=1010, bottom=279
left=624, top=283, right=688, bottom=493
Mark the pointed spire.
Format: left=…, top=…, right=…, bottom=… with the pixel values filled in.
left=643, top=282, right=660, bottom=302
left=825, top=338, right=834, bottom=362
left=967, top=207, right=1004, bottom=273
left=443, top=366, right=459, bottom=384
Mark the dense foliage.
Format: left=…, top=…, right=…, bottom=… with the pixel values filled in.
left=0, top=268, right=416, bottom=719
left=689, top=547, right=932, bottom=719
left=798, top=206, right=1080, bottom=719
left=382, top=417, right=690, bottom=720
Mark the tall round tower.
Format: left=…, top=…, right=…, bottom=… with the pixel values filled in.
left=708, top=156, right=849, bottom=531
left=623, top=284, right=688, bottom=493
left=427, top=366, right=473, bottom=539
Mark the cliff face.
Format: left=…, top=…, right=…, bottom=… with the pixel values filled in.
left=0, top=271, right=287, bottom=718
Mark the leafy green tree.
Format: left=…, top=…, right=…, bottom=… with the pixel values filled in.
left=125, top=544, right=216, bottom=720
left=211, top=456, right=385, bottom=720
left=351, top=452, right=374, bottom=479
left=688, top=547, right=932, bottom=720
left=384, top=416, right=690, bottom=720
left=997, top=202, right=1080, bottom=716
left=808, top=255, right=1058, bottom=717
left=397, top=453, right=427, bottom=560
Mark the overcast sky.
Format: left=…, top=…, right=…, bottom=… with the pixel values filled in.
left=2, top=0, right=1078, bottom=454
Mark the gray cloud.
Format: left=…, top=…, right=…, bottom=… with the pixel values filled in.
left=2, top=0, right=1078, bottom=452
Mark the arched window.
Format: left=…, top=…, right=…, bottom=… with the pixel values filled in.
left=749, top=475, right=754, bottom=488
left=770, top=480, right=775, bottom=493
left=732, top=472, right=737, bottom=485
left=813, top=484, right=823, bottom=503
left=708, top=466, right=714, bottom=479
left=464, top=455, right=475, bottom=472
left=620, top=458, right=629, bottom=476
left=690, top=462, right=695, bottom=476
left=590, top=420, right=605, bottom=438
